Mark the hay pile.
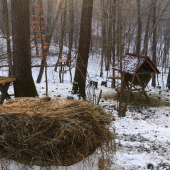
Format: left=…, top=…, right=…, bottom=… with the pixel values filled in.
left=0, top=98, right=116, bottom=167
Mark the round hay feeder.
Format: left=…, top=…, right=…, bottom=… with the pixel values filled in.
left=0, top=98, right=116, bottom=167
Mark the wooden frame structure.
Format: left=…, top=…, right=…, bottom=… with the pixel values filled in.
left=0, top=76, right=16, bottom=104
left=112, top=53, right=160, bottom=103
left=58, top=58, right=67, bottom=83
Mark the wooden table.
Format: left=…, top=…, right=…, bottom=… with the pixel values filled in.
left=0, top=76, right=16, bottom=104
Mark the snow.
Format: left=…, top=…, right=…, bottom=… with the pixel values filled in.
left=3, top=154, right=98, bottom=170
left=0, top=45, right=170, bottom=169
left=113, top=54, right=147, bottom=75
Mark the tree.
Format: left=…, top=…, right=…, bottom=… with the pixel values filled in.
left=67, top=0, right=74, bottom=82
left=54, top=0, right=67, bottom=78
left=72, top=0, right=94, bottom=99
left=151, top=0, right=157, bottom=87
left=36, top=0, right=64, bottom=83
left=30, top=0, right=39, bottom=56
left=11, top=0, right=38, bottom=97
left=111, top=0, right=116, bottom=88
left=136, top=0, right=142, bottom=54
left=143, top=1, right=152, bottom=56
left=2, top=0, right=13, bottom=76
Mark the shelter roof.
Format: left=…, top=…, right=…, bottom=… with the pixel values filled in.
left=113, top=53, right=160, bottom=75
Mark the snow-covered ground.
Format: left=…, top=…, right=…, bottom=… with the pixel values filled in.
left=1, top=45, right=170, bottom=169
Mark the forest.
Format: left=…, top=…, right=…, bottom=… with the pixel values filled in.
left=0, top=0, right=170, bottom=95
left=1, top=0, right=170, bottom=169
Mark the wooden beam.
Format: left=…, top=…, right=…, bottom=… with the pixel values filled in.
left=0, top=83, right=10, bottom=104
left=137, top=72, right=155, bottom=75
left=58, top=64, right=67, bottom=66
left=146, top=61, right=158, bottom=74
left=135, top=74, right=150, bottom=103
left=59, top=59, right=67, bottom=62
left=59, top=70, right=67, bottom=74
left=108, top=76, right=121, bottom=79
left=0, top=77, right=16, bottom=84
left=143, top=63, right=150, bottom=70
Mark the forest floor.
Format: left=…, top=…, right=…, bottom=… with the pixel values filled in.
left=0, top=46, right=170, bottom=169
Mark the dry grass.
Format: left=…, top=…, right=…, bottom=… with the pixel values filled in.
left=0, top=98, right=116, bottom=167
left=104, top=91, right=170, bottom=107
left=98, top=156, right=112, bottom=170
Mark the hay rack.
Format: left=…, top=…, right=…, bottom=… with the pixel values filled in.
left=112, top=53, right=160, bottom=104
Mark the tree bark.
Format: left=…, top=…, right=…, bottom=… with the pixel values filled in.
left=11, top=0, right=38, bottom=97
left=167, top=67, right=170, bottom=89
left=36, top=0, right=64, bottom=83
left=111, top=0, right=116, bottom=88
left=72, top=0, right=94, bottom=99
left=2, top=0, right=13, bottom=76
left=31, top=0, right=39, bottom=56
left=54, top=0, right=67, bottom=73
left=136, top=0, right=141, bottom=54
left=144, top=2, right=152, bottom=56
left=152, top=0, right=157, bottom=87
left=67, top=0, right=74, bottom=82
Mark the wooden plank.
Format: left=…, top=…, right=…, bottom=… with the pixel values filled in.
left=116, top=88, right=142, bottom=92
left=108, top=76, right=121, bottom=79
left=146, top=61, right=158, bottom=74
left=59, top=59, right=67, bottom=63
left=137, top=72, right=155, bottom=75
left=58, top=64, right=67, bottom=66
left=0, top=77, right=16, bottom=84
left=59, top=70, right=67, bottom=73
left=134, top=74, right=150, bottom=103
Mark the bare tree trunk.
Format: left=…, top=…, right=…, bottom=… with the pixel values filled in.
left=106, top=0, right=112, bottom=71
left=54, top=0, right=67, bottom=73
left=46, top=0, right=53, bottom=42
left=167, top=67, right=170, bottom=89
left=36, top=0, right=64, bottom=83
left=111, top=0, right=116, bottom=88
left=116, top=7, right=120, bottom=62
left=100, top=0, right=107, bottom=75
left=152, top=0, right=157, bottom=87
left=2, top=0, right=13, bottom=76
left=117, top=4, right=124, bottom=117
left=36, top=0, right=46, bottom=84
left=72, top=0, right=94, bottom=99
left=11, top=0, right=38, bottom=97
left=31, top=0, right=39, bottom=56
left=136, top=0, right=141, bottom=54
left=67, top=0, right=74, bottom=82
left=144, top=2, right=152, bottom=56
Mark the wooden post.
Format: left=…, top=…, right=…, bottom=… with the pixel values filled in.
left=0, top=83, right=10, bottom=104
left=0, top=77, right=16, bottom=104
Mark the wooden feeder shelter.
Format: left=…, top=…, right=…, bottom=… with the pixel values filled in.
left=58, top=58, right=67, bottom=74
left=112, top=53, right=160, bottom=103
left=57, top=58, right=68, bottom=83
left=0, top=76, right=16, bottom=104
